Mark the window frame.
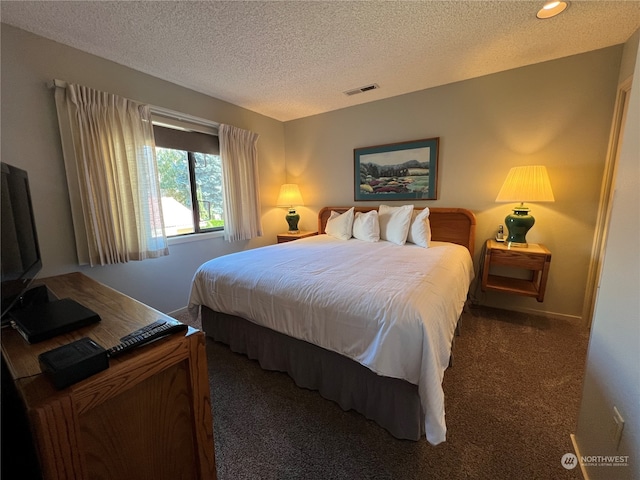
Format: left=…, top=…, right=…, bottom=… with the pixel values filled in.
left=167, top=228, right=224, bottom=246
left=150, top=109, right=222, bottom=239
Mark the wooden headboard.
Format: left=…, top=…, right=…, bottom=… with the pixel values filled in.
left=318, top=206, right=476, bottom=254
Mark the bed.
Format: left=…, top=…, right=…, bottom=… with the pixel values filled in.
left=188, top=206, right=476, bottom=444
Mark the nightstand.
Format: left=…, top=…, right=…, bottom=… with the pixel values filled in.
left=481, top=239, right=552, bottom=302
left=277, top=231, right=318, bottom=243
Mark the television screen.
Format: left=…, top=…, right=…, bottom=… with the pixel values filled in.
left=1, top=162, right=43, bottom=319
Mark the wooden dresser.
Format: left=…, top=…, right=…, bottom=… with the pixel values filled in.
left=1, top=272, right=216, bottom=480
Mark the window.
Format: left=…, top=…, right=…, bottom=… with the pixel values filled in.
left=152, top=123, right=222, bottom=237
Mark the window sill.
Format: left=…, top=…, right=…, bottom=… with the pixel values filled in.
left=167, top=230, right=224, bottom=246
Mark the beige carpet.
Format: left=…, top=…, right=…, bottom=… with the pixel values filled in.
left=176, top=305, right=589, bottom=480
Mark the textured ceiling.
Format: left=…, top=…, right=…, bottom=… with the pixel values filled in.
left=2, top=1, right=639, bottom=121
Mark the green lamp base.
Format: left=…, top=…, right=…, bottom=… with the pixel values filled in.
left=505, top=205, right=535, bottom=247
left=285, top=209, right=300, bottom=233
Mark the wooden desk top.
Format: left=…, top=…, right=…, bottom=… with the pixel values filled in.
left=1, top=272, right=216, bottom=480
left=486, top=239, right=551, bottom=256
left=1, top=272, right=196, bottom=381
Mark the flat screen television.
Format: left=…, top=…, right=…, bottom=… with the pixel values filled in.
left=1, top=162, right=43, bottom=320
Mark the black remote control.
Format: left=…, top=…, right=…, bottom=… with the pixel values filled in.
left=107, top=321, right=188, bottom=358
left=120, top=319, right=167, bottom=341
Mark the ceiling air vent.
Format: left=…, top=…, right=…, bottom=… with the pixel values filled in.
left=344, top=83, right=380, bottom=96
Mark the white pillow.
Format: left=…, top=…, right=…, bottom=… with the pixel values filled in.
left=406, top=207, right=431, bottom=248
left=378, top=204, right=413, bottom=245
left=325, top=208, right=354, bottom=240
left=352, top=210, right=380, bottom=242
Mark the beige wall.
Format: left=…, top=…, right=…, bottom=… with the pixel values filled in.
left=284, top=46, right=623, bottom=320
left=574, top=32, right=639, bottom=480
left=1, top=24, right=285, bottom=312
left=618, top=29, right=639, bottom=83
left=0, top=23, right=626, bottom=319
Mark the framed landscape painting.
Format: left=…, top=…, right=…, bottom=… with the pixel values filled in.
left=354, top=137, right=439, bottom=201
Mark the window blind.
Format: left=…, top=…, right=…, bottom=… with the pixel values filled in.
left=153, top=125, right=219, bottom=155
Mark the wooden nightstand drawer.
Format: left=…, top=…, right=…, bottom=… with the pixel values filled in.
left=489, top=248, right=548, bottom=269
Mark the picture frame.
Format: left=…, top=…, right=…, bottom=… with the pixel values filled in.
left=354, top=137, right=439, bottom=201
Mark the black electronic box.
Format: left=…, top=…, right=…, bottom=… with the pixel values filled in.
left=38, top=337, right=109, bottom=390
left=12, top=298, right=101, bottom=344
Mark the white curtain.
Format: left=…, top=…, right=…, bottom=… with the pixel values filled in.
left=219, top=124, right=263, bottom=241
left=54, top=83, right=169, bottom=266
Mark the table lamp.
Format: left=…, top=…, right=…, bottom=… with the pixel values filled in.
left=276, top=184, right=304, bottom=233
left=495, top=165, right=554, bottom=247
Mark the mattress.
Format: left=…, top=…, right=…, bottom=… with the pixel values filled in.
left=188, top=234, right=474, bottom=444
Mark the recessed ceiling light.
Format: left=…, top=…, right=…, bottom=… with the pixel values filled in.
left=537, top=1, right=569, bottom=19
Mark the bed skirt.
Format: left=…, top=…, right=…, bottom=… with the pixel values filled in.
left=201, top=306, right=424, bottom=441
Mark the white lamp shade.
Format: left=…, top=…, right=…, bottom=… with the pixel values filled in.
left=276, top=184, right=304, bottom=207
left=495, top=165, right=555, bottom=203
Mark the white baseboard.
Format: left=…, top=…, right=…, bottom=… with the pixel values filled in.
left=473, top=301, right=583, bottom=324
left=571, top=433, right=589, bottom=480
left=511, top=306, right=582, bottom=323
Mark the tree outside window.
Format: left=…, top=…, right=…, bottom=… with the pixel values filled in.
left=155, top=147, right=224, bottom=236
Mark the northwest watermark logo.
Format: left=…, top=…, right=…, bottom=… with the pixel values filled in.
left=561, top=453, right=578, bottom=470
left=562, top=453, right=630, bottom=469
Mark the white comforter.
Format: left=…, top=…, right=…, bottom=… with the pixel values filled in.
left=188, top=234, right=474, bottom=445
